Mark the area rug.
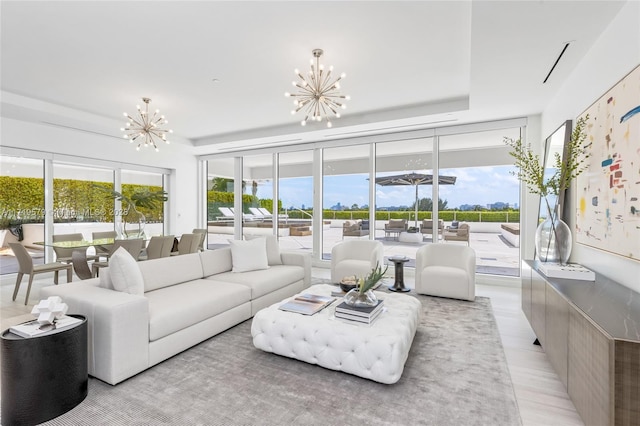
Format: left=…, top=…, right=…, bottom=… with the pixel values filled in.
left=40, top=288, right=521, bottom=426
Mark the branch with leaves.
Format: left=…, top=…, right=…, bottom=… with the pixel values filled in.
left=504, top=114, right=590, bottom=198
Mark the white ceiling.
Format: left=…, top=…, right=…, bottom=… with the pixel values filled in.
left=0, top=1, right=626, bottom=155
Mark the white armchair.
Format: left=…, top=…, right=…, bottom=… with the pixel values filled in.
left=330, top=240, right=384, bottom=284
left=415, top=244, right=476, bottom=301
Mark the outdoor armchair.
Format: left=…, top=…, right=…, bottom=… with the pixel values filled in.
left=342, top=220, right=369, bottom=239
left=419, top=220, right=444, bottom=240
left=444, top=223, right=470, bottom=245
left=384, top=219, right=408, bottom=239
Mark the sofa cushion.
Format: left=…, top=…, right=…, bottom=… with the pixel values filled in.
left=138, top=253, right=204, bottom=292
left=199, top=248, right=232, bottom=276
left=109, top=247, right=144, bottom=295
left=99, top=267, right=113, bottom=290
left=229, top=238, right=269, bottom=272
left=146, top=279, right=251, bottom=341
left=245, top=235, right=282, bottom=266
left=207, top=265, right=304, bottom=299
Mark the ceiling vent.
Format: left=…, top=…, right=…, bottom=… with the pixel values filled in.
left=543, top=42, right=571, bottom=84
left=41, top=121, right=122, bottom=140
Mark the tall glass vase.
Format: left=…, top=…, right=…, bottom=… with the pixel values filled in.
left=535, top=201, right=572, bottom=264
left=118, top=211, right=146, bottom=239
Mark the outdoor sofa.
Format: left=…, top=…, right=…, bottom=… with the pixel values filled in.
left=41, top=236, right=311, bottom=385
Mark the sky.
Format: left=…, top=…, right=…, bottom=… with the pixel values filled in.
left=253, top=165, right=520, bottom=210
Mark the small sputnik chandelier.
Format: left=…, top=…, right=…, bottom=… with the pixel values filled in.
left=285, top=49, right=350, bottom=128
left=121, top=97, right=172, bottom=152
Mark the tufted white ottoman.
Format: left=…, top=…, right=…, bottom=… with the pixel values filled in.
left=251, top=284, right=422, bottom=384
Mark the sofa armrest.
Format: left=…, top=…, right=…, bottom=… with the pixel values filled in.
left=281, top=251, right=311, bottom=288
left=41, top=281, right=149, bottom=385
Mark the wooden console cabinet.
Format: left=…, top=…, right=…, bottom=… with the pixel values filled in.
left=522, top=260, right=640, bottom=426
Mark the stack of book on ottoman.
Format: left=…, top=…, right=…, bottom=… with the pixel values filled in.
left=334, top=300, right=384, bottom=324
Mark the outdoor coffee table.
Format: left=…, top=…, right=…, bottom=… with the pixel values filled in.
left=251, top=284, right=421, bottom=384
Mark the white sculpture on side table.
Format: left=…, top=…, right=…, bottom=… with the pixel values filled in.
left=31, top=296, right=68, bottom=324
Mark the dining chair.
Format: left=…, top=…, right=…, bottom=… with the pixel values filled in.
left=141, top=235, right=175, bottom=260
left=192, top=229, right=207, bottom=251
left=171, top=233, right=200, bottom=255
left=91, top=230, right=117, bottom=258
left=9, top=243, right=73, bottom=305
left=91, top=239, right=145, bottom=277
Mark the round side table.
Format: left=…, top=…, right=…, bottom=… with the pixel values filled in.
left=1, top=315, right=88, bottom=426
left=388, top=256, right=411, bottom=292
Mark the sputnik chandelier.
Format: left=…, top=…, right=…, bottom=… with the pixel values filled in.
left=121, top=97, right=172, bottom=152
left=285, top=49, right=350, bottom=128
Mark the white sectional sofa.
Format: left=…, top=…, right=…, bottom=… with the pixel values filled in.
left=41, top=240, right=310, bottom=385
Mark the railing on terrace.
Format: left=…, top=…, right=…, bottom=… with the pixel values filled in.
left=316, top=210, right=520, bottom=223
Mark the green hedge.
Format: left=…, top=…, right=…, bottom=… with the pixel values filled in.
left=0, top=176, right=164, bottom=225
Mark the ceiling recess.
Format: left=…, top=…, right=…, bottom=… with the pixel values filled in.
left=543, top=42, right=571, bottom=84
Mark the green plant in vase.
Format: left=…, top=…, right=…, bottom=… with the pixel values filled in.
left=94, top=185, right=167, bottom=239
left=344, top=262, right=389, bottom=307
left=504, top=115, right=590, bottom=264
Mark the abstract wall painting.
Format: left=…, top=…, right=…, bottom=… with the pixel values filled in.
left=576, top=64, right=640, bottom=260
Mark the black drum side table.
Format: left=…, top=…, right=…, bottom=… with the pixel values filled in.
left=1, top=315, right=88, bottom=426
left=388, top=256, right=411, bottom=292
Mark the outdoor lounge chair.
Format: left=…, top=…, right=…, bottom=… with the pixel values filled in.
left=217, top=207, right=235, bottom=220
left=249, top=207, right=267, bottom=220
left=258, top=208, right=289, bottom=219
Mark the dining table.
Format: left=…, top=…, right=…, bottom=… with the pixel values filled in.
left=35, top=238, right=119, bottom=280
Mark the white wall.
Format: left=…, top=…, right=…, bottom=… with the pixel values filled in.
left=542, top=0, right=640, bottom=291
left=0, top=117, right=199, bottom=237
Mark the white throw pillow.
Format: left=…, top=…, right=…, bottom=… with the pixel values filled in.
left=244, top=235, right=282, bottom=266
left=108, top=247, right=144, bottom=295
left=228, top=238, right=270, bottom=273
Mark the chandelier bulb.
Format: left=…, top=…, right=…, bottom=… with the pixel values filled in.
left=345, top=95, right=351, bottom=100
left=336, top=113, right=341, bottom=118
left=123, top=112, right=128, bottom=117
left=327, top=121, right=332, bottom=128
left=341, top=72, right=346, bottom=79
left=164, top=119, right=168, bottom=124
left=123, top=135, right=128, bottom=139
left=169, top=129, right=173, bottom=133
left=294, top=69, right=299, bottom=74
left=120, top=128, right=125, bottom=131
left=341, top=104, right=347, bottom=109
left=155, top=147, right=160, bottom=152
left=301, top=120, right=306, bottom=126
left=335, top=83, right=340, bottom=89
left=156, top=109, right=160, bottom=114
left=329, top=65, right=334, bottom=71
left=319, top=64, right=324, bottom=71
left=136, top=146, right=140, bottom=151
left=284, top=92, right=290, bottom=97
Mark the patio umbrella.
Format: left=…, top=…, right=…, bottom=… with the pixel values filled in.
left=375, top=172, right=457, bottom=228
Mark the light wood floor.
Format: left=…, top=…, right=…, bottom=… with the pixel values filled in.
left=1, top=269, right=584, bottom=426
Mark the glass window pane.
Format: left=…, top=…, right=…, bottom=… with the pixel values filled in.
left=375, top=138, right=433, bottom=263
left=242, top=154, right=274, bottom=240
left=52, top=162, right=114, bottom=252
left=0, top=156, right=45, bottom=273
left=278, top=151, right=313, bottom=254
left=439, top=128, right=521, bottom=277
left=207, top=158, right=235, bottom=248
left=121, top=170, right=166, bottom=238
left=322, top=145, right=369, bottom=260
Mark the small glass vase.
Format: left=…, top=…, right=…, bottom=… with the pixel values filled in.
left=344, top=288, right=378, bottom=308
left=535, top=215, right=572, bottom=264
